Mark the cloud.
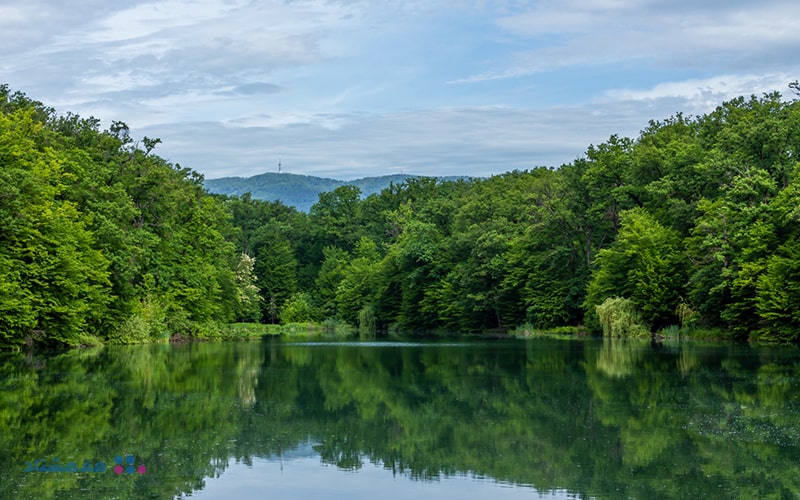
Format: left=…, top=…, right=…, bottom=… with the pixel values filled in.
left=85, top=0, right=242, bottom=43
left=455, top=0, right=800, bottom=82
left=0, top=1, right=118, bottom=51
left=0, top=5, right=28, bottom=25
left=216, top=82, right=283, bottom=96
left=606, top=74, right=795, bottom=105
left=3, top=1, right=369, bottom=110
left=2, top=0, right=798, bottom=183
left=139, top=103, right=652, bottom=180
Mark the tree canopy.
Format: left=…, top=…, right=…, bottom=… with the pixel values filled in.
left=4, top=84, right=800, bottom=346
left=1, top=85, right=249, bottom=348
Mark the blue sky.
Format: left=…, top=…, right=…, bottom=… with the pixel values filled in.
left=2, top=0, right=799, bottom=180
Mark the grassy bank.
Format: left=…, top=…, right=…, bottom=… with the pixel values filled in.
left=216, top=320, right=355, bottom=340
left=511, top=325, right=591, bottom=339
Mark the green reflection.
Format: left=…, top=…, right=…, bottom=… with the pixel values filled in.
left=1, top=339, right=800, bottom=498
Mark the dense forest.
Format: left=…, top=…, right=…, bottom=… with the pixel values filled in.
left=0, top=85, right=258, bottom=349
left=2, top=83, right=800, bottom=348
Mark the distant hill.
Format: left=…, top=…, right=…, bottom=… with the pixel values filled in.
left=204, top=172, right=466, bottom=211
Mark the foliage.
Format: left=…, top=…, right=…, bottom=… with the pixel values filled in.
left=5, top=84, right=800, bottom=345
left=357, top=304, right=376, bottom=338
left=205, top=172, right=466, bottom=212
left=584, top=208, right=684, bottom=330
left=233, top=253, right=261, bottom=323
left=280, top=293, right=317, bottom=324
left=595, top=297, right=651, bottom=338
left=220, top=322, right=282, bottom=338
left=0, top=86, right=244, bottom=347
left=106, top=294, right=168, bottom=344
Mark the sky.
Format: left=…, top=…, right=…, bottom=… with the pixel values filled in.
left=2, top=0, right=799, bottom=180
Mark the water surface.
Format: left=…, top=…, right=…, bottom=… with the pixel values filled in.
left=1, top=337, right=799, bottom=498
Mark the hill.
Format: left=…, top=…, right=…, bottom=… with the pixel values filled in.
left=204, top=172, right=465, bottom=211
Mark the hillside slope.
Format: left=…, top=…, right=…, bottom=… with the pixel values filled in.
left=205, top=172, right=464, bottom=210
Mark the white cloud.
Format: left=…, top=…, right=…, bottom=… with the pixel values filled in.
left=79, top=71, right=163, bottom=93
left=87, top=0, right=242, bottom=43
left=0, top=6, right=27, bottom=24
left=2, top=0, right=798, bottom=182
left=460, top=0, right=800, bottom=82
left=8, top=0, right=371, bottom=103
left=606, top=74, right=795, bottom=104
left=140, top=103, right=650, bottom=180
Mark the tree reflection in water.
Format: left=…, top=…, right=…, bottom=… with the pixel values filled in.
left=1, top=338, right=799, bottom=498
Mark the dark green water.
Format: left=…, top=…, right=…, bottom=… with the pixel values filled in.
left=2, top=337, right=800, bottom=499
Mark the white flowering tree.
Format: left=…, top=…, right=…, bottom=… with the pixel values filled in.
left=234, top=253, right=261, bottom=322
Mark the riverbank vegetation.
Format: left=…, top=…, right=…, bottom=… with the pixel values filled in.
left=3, top=83, right=800, bottom=348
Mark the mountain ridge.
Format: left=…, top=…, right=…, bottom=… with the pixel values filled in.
left=204, top=172, right=467, bottom=211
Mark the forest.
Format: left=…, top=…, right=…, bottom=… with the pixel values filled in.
left=2, top=83, right=800, bottom=348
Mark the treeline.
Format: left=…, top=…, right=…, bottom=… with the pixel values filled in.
left=4, top=85, right=800, bottom=347
left=229, top=87, right=800, bottom=341
left=0, top=86, right=259, bottom=348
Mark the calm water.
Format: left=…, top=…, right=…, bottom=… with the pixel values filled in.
left=2, top=337, right=800, bottom=499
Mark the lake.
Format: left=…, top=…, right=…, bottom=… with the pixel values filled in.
left=2, top=336, right=799, bottom=499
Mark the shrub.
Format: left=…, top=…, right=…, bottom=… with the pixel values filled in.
left=280, top=293, right=316, bottom=324
left=595, top=297, right=650, bottom=338
left=358, top=304, right=376, bottom=338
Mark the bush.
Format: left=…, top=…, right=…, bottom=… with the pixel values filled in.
left=220, top=322, right=282, bottom=339
left=280, top=293, right=316, bottom=324
left=107, top=295, right=168, bottom=344
left=511, top=324, right=588, bottom=338
left=659, top=324, right=681, bottom=338
left=321, top=319, right=355, bottom=337
left=595, top=297, right=650, bottom=338
left=358, top=304, right=376, bottom=338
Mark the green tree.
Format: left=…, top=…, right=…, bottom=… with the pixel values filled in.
left=315, top=246, right=349, bottom=319
left=0, top=108, right=111, bottom=346
left=686, top=166, right=778, bottom=334
left=335, top=237, right=383, bottom=326
left=503, top=169, right=592, bottom=328
left=280, top=292, right=317, bottom=324
left=251, top=225, right=297, bottom=323
left=309, top=185, right=363, bottom=251
left=585, top=208, right=684, bottom=331
left=1, top=87, right=246, bottom=346
left=581, top=135, right=637, bottom=233
left=753, top=166, right=800, bottom=340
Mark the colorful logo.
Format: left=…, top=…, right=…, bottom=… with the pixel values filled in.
left=24, top=454, right=146, bottom=475
left=113, top=454, right=147, bottom=475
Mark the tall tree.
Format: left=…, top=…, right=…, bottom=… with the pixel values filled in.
left=585, top=208, right=684, bottom=331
